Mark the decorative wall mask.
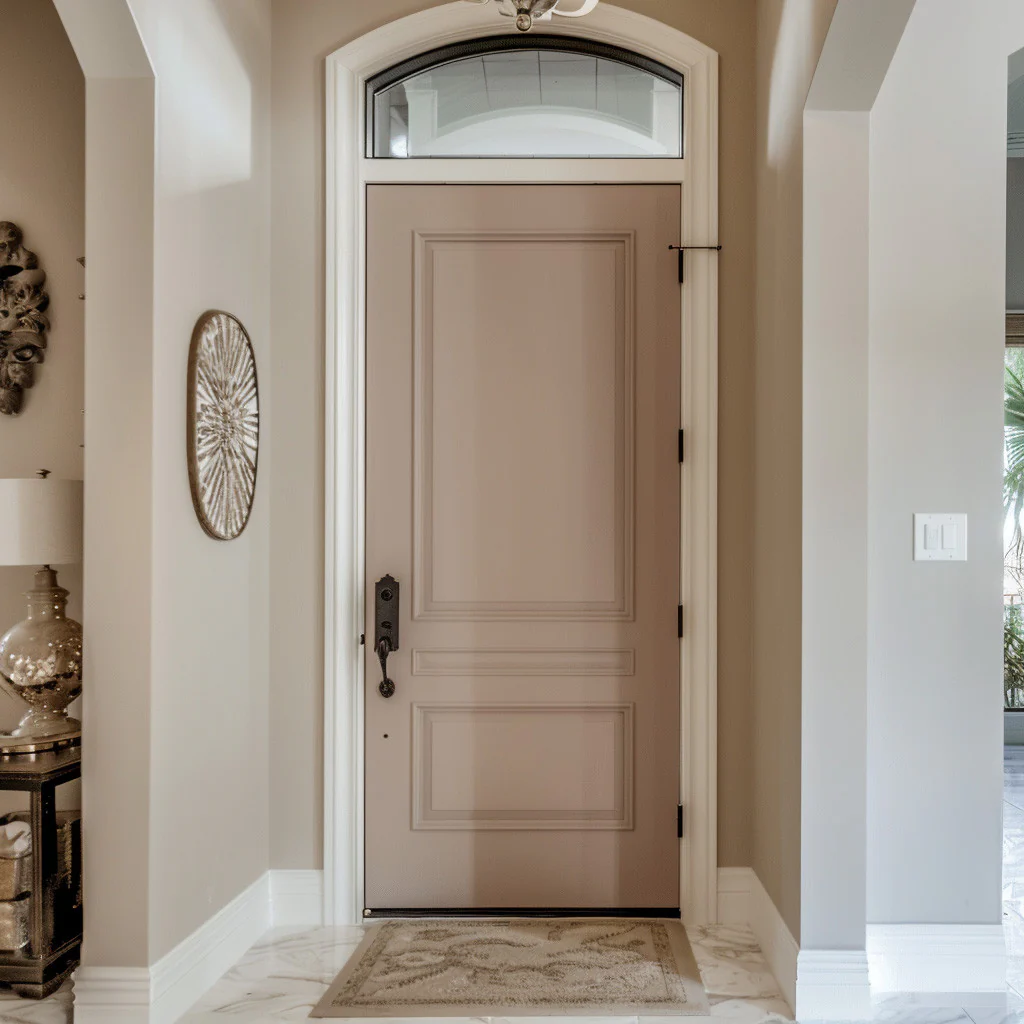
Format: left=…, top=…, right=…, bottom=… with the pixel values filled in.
left=0, top=223, right=49, bottom=416
left=186, top=310, right=259, bottom=540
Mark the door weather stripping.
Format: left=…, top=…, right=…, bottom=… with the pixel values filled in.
left=669, top=243, right=722, bottom=284
left=677, top=805, right=684, bottom=838
left=365, top=907, right=682, bottom=920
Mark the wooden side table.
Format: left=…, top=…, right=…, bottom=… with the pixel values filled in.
left=0, top=747, right=81, bottom=998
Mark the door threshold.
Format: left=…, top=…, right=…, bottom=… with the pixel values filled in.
left=363, top=907, right=681, bottom=919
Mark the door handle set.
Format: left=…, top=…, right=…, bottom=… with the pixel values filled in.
left=374, top=575, right=400, bottom=698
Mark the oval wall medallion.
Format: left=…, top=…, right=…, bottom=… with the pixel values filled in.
left=186, top=310, right=259, bottom=540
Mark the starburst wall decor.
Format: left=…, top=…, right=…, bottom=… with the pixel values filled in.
left=186, top=310, right=259, bottom=540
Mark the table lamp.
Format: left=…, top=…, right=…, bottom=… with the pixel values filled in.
left=0, top=473, right=83, bottom=751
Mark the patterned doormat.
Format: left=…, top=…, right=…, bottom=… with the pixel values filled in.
left=311, top=919, right=709, bottom=1017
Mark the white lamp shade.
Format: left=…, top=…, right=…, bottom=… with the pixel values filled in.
left=0, top=478, right=83, bottom=566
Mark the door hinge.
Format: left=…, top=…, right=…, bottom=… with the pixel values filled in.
left=359, top=633, right=365, bottom=646
left=677, top=605, right=684, bottom=639
left=678, top=429, right=684, bottom=463
left=677, top=804, right=684, bottom=838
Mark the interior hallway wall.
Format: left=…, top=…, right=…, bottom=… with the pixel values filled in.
left=269, top=0, right=758, bottom=879
left=121, top=0, right=274, bottom=962
left=753, top=0, right=837, bottom=942
left=864, top=0, right=1021, bottom=926
left=0, top=0, right=85, bottom=731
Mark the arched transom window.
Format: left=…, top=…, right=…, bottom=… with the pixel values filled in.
left=366, top=36, right=684, bottom=159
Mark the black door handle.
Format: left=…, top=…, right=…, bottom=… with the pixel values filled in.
left=377, top=637, right=395, bottom=699
left=375, top=575, right=399, bottom=699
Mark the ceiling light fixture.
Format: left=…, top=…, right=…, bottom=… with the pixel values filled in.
left=464, top=0, right=601, bottom=33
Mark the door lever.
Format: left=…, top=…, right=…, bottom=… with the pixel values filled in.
left=374, top=575, right=400, bottom=699
left=376, top=636, right=395, bottom=699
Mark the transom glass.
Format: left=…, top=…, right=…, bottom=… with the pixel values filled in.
left=367, top=37, right=684, bottom=159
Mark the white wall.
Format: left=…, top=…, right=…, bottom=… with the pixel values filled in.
left=865, top=0, right=1019, bottom=927
left=802, top=108, right=869, bottom=951
left=80, top=74, right=155, bottom=968
left=54, top=0, right=157, bottom=964
left=55, top=0, right=274, bottom=968
left=797, top=2, right=1017, bottom=995
left=798, top=0, right=913, bottom=962
left=124, top=0, right=274, bottom=962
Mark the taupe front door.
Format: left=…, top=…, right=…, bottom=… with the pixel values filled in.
left=365, top=184, right=681, bottom=911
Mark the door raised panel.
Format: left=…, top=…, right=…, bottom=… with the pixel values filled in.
left=413, top=231, right=635, bottom=621
left=412, top=703, right=634, bottom=830
left=411, top=648, right=636, bottom=677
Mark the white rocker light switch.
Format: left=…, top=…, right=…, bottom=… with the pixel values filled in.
left=914, top=513, right=967, bottom=561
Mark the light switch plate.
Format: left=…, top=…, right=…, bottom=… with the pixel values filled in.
left=914, top=513, right=967, bottom=561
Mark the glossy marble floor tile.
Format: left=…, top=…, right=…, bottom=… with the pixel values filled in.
left=0, top=981, right=71, bottom=1024
left=180, top=926, right=364, bottom=1021
left=170, top=749, right=1024, bottom=1022
left=17, top=755, right=1024, bottom=1021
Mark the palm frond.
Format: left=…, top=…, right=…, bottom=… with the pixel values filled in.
left=1006, top=364, right=1024, bottom=564
left=1008, top=366, right=1024, bottom=429
left=1007, top=606, right=1024, bottom=708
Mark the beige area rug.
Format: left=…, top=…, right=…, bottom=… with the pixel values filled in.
left=311, top=919, right=709, bottom=1017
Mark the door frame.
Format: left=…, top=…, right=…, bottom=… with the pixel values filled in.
left=324, top=1, right=719, bottom=928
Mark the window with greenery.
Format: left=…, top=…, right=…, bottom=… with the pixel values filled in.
left=1005, top=340, right=1024, bottom=706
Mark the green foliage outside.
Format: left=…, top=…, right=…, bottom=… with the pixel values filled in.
left=1007, top=604, right=1024, bottom=708
left=1006, top=348, right=1024, bottom=707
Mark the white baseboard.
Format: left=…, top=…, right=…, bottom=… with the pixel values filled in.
left=866, top=924, right=1006, bottom=994
left=717, top=870, right=1004, bottom=1018
left=75, top=872, right=274, bottom=1024
left=69, top=968, right=152, bottom=1024
left=271, top=869, right=325, bottom=927
left=795, top=949, right=872, bottom=1021
left=716, top=867, right=798, bottom=1011
left=716, top=866, right=753, bottom=925
left=74, top=870, right=326, bottom=1022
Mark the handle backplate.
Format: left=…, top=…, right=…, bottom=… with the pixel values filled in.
left=374, top=575, right=399, bottom=698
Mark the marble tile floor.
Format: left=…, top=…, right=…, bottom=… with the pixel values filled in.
left=1, top=927, right=1022, bottom=1024
left=167, top=921, right=1024, bottom=1024
left=10, top=753, right=1024, bottom=1022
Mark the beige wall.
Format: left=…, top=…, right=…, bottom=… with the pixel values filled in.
left=0, top=0, right=85, bottom=731
left=753, top=0, right=836, bottom=941
left=121, top=0, right=275, bottom=962
left=52, top=0, right=272, bottom=973
left=269, top=0, right=757, bottom=873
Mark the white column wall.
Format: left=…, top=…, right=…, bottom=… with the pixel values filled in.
left=865, top=0, right=1019, bottom=926
left=801, top=109, right=870, bottom=951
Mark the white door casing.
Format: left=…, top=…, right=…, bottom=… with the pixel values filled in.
left=325, top=1, right=719, bottom=926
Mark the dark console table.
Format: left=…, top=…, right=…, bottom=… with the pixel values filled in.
left=0, top=747, right=81, bottom=998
